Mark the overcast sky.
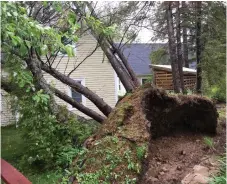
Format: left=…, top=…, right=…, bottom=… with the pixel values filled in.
left=96, top=1, right=165, bottom=44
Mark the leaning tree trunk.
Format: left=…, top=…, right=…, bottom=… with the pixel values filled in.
left=41, top=63, right=112, bottom=117
left=196, top=1, right=202, bottom=94
left=166, top=2, right=182, bottom=93
left=50, top=85, right=106, bottom=123
left=176, top=1, right=185, bottom=92
left=182, top=1, right=189, bottom=68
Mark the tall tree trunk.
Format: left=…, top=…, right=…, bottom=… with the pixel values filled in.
left=176, top=1, right=185, bottom=92
left=182, top=1, right=189, bottom=68
left=166, top=2, right=182, bottom=93
left=41, top=64, right=113, bottom=117
left=196, top=1, right=202, bottom=94
left=110, top=41, right=141, bottom=87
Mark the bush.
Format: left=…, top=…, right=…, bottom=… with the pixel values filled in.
left=209, top=86, right=226, bottom=102
left=17, top=90, right=98, bottom=170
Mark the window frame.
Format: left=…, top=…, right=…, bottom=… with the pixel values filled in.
left=68, top=78, right=86, bottom=110
left=140, top=77, right=149, bottom=85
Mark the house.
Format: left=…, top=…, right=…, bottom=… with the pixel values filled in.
left=0, top=34, right=165, bottom=126
left=151, top=64, right=197, bottom=90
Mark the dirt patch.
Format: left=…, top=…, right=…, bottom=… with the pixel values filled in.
left=139, top=103, right=226, bottom=184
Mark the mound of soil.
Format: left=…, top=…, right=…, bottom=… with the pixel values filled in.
left=71, top=86, right=224, bottom=184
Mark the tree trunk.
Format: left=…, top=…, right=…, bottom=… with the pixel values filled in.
left=110, top=41, right=141, bottom=87
left=176, top=1, right=185, bottom=92
left=41, top=64, right=113, bottom=117
left=182, top=1, right=189, bottom=68
left=50, top=85, right=106, bottom=123
left=166, top=2, right=182, bottom=93
left=25, top=57, right=59, bottom=115
left=196, top=1, right=202, bottom=94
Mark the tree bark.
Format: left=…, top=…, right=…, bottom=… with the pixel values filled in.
left=49, top=85, right=106, bottom=123
left=110, top=42, right=141, bottom=87
left=176, top=1, right=185, bottom=92
left=25, top=56, right=59, bottom=115
left=166, top=2, right=182, bottom=93
left=41, top=63, right=113, bottom=117
left=196, top=1, right=202, bottom=94
left=182, top=1, right=189, bottom=68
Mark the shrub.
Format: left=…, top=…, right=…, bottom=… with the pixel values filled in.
left=209, top=86, right=226, bottom=102
left=17, top=90, right=98, bottom=170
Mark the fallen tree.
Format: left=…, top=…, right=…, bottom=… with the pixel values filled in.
left=67, top=85, right=218, bottom=183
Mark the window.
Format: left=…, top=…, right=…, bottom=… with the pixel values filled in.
left=69, top=79, right=85, bottom=107
left=118, top=78, right=121, bottom=90
left=71, top=88, right=82, bottom=103
left=142, top=78, right=149, bottom=85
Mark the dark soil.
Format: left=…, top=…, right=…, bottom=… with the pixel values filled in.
left=139, top=103, right=226, bottom=184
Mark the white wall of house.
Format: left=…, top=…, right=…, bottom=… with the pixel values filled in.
left=1, top=89, right=16, bottom=126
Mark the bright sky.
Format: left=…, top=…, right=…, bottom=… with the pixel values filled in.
left=96, top=1, right=165, bottom=44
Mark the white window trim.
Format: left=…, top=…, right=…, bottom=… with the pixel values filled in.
left=140, top=77, right=149, bottom=85
left=68, top=78, right=86, bottom=110
left=114, top=72, right=118, bottom=103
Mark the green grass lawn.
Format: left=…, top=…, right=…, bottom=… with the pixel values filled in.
left=1, top=125, right=62, bottom=184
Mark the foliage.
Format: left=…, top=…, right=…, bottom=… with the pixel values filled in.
left=150, top=47, right=169, bottom=65
left=1, top=125, right=62, bottom=184
left=208, top=86, right=226, bottom=102
left=201, top=2, right=226, bottom=99
left=1, top=2, right=78, bottom=57
left=136, top=144, right=148, bottom=160
left=209, top=155, right=226, bottom=184
left=1, top=1, right=101, bottom=171
left=4, top=56, right=98, bottom=170
left=62, top=136, right=140, bottom=183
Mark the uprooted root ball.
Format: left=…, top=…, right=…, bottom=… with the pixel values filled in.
left=142, top=87, right=218, bottom=138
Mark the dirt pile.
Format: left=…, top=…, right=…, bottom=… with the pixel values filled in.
left=70, top=86, right=222, bottom=184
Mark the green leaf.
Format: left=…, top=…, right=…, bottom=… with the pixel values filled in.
left=64, top=45, right=74, bottom=57
left=43, top=1, right=48, bottom=7
left=25, top=40, right=31, bottom=49
left=41, top=45, right=48, bottom=55
left=19, top=44, right=28, bottom=55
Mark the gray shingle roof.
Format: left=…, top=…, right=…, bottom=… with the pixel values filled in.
left=120, top=43, right=166, bottom=76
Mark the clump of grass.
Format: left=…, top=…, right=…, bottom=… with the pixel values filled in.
left=136, top=144, right=148, bottom=160
left=209, top=155, right=226, bottom=184
left=204, top=136, right=214, bottom=148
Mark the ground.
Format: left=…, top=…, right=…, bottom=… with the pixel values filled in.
left=140, top=103, right=226, bottom=184
left=1, top=125, right=62, bottom=184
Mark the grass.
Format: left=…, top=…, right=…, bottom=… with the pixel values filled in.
left=1, top=125, right=62, bottom=184
left=209, top=155, right=226, bottom=184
